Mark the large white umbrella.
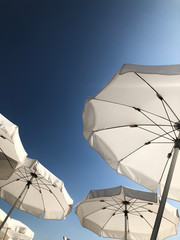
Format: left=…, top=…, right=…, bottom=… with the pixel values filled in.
left=75, top=186, right=179, bottom=240
left=83, top=63, right=180, bottom=239
left=0, top=209, right=34, bottom=240
left=0, top=113, right=27, bottom=179
left=0, top=157, right=73, bottom=230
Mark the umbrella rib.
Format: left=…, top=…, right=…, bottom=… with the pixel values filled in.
left=0, top=177, right=28, bottom=189
left=94, top=98, right=174, bottom=123
left=83, top=206, right=112, bottom=218
left=127, top=199, right=137, bottom=212
left=134, top=72, right=158, bottom=94
left=135, top=72, right=180, bottom=122
left=104, top=200, right=122, bottom=210
left=15, top=168, right=30, bottom=181
left=14, top=170, right=27, bottom=179
left=93, top=99, right=175, bottom=140
left=149, top=129, right=176, bottom=142
left=161, top=100, right=177, bottom=138
left=134, top=204, right=177, bottom=225
left=120, top=144, right=145, bottom=162
left=93, top=125, right=173, bottom=143
left=111, top=196, right=125, bottom=211
left=138, top=126, right=173, bottom=141
left=31, top=182, right=43, bottom=192
left=102, top=197, right=124, bottom=211
left=120, top=128, right=175, bottom=162
left=120, top=132, right=169, bottom=162
left=0, top=147, right=13, bottom=169
left=17, top=186, right=29, bottom=207
left=151, top=142, right=172, bottom=144
left=129, top=205, right=153, bottom=229
left=23, top=167, right=31, bottom=180
left=138, top=110, right=175, bottom=140
left=37, top=177, right=65, bottom=212
left=34, top=178, right=46, bottom=211
left=82, top=199, right=124, bottom=219
left=120, top=134, right=171, bottom=162
left=101, top=206, right=122, bottom=231
left=131, top=203, right=151, bottom=212
left=139, top=108, right=176, bottom=124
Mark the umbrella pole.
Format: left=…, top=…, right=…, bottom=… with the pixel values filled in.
left=124, top=201, right=128, bottom=240
left=2, top=228, right=9, bottom=240
left=0, top=175, right=34, bottom=231
left=150, top=133, right=180, bottom=240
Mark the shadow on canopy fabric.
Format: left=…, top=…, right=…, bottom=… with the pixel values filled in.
left=0, top=157, right=73, bottom=230
left=0, top=113, right=28, bottom=180
left=75, top=186, right=179, bottom=240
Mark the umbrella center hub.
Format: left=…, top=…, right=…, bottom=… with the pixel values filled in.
left=123, top=210, right=129, bottom=216
left=174, top=122, right=180, bottom=132
left=30, top=172, right=38, bottom=178
left=122, top=201, right=130, bottom=205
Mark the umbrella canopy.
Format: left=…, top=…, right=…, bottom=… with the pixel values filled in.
left=0, top=113, right=27, bottom=179
left=0, top=157, right=73, bottom=229
left=83, top=64, right=180, bottom=200
left=75, top=186, right=179, bottom=240
left=0, top=209, right=34, bottom=240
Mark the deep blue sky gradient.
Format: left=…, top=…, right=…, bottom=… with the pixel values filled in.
left=1, top=0, right=180, bottom=239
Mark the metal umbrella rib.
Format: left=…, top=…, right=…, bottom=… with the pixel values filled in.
left=134, top=72, right=180, bottom=122
left=119, top=132, right=174, bottom=163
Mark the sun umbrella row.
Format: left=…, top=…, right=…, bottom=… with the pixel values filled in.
left=80, top=63, right=180, bottom=239
left=1, top=63, right=180, bottom=240
left=0, top=113, right=73, bottom=238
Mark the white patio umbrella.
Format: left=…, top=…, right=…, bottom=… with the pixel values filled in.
left=0, top=209, right=34, bottom=240
left=83, top=63, right=180, bottom=239
left=0, top=113, right=27, bottom=179
left=0, top=157, right=73, bottom=230
left=75, top=186, right=179, bottom=240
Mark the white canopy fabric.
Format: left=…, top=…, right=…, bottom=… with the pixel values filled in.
left=75, top=186, right=179, bottom=240
left=7, top=218, right=34, bottom=240
left=83, top=64, right=180, bottom=201
left=0, top=209, right=34, bottom=240
left=0, top=157, right=73, bottom=220
left=0, top=113, right=27, bottom=179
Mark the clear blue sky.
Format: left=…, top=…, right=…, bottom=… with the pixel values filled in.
left=0, top=0, right=180, bottom=239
